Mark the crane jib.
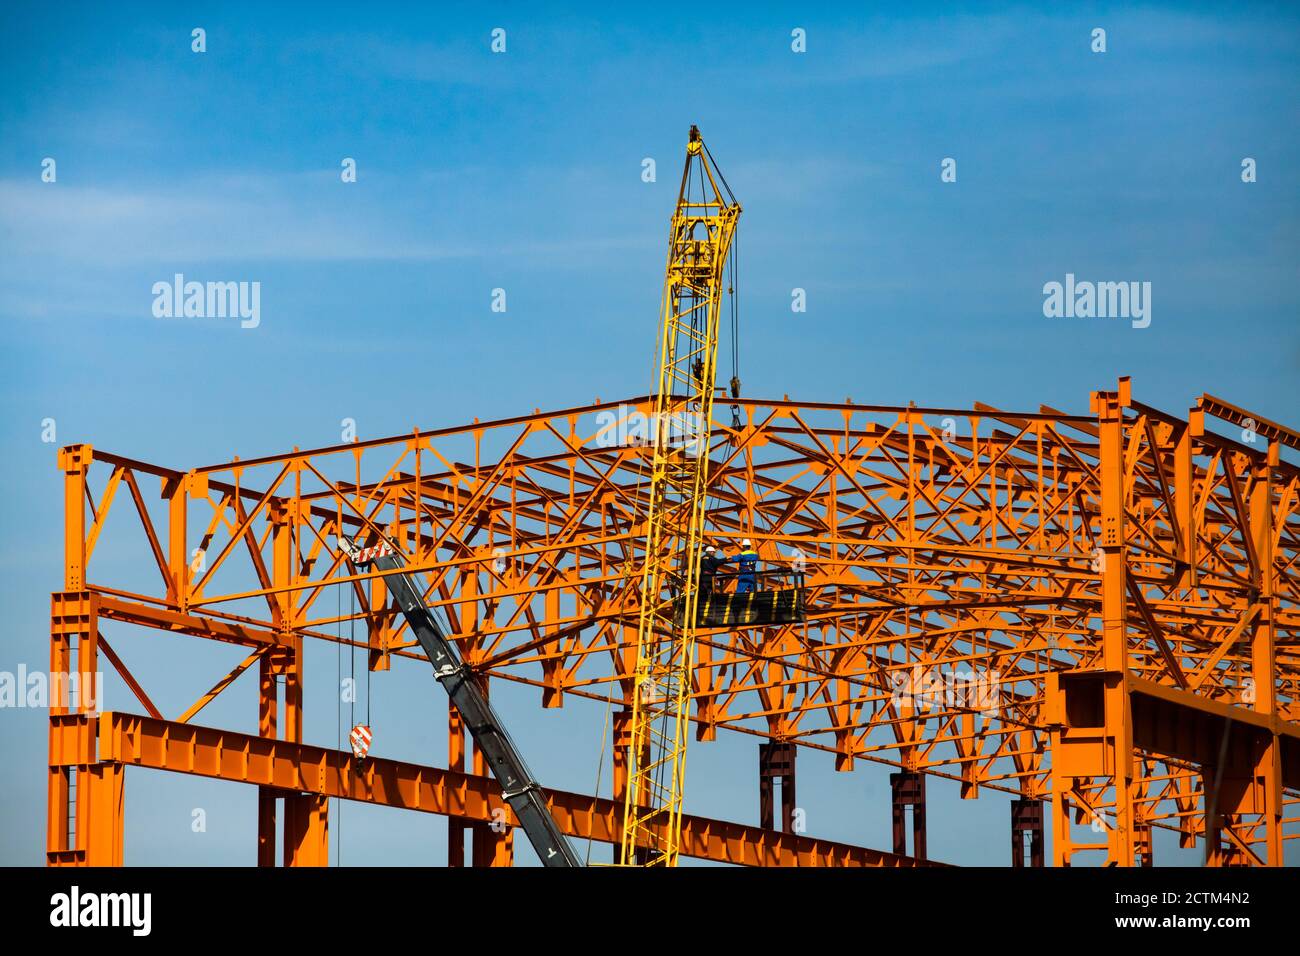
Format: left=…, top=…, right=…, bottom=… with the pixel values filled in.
left=360, top=548, right=582, bottom=867
left=620, top=126, right=742, bottom=867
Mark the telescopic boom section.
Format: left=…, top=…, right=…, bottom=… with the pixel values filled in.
left=338, top=536, right=581, bottom=867
left=619, top=126, right=741, bottom=866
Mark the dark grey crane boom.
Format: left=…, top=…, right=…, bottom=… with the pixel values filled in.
left=338, top=535, right=581, bottom=867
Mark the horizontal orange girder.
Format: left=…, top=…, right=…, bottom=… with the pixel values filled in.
left=79, top=710, right=936, bottom=867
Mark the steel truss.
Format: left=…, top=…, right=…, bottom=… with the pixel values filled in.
left=47, top=378, right=1299, bottom=866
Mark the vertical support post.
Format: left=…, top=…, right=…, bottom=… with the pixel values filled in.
left=83, top=760, right=125, bottom=866
left=1094, top=379, right=1135, bottom=867
left=368, top=573, right=391, bottom=672
left=1202, top=766, right=1223, bottom=866
left=1134, top=819, right=1154, bottom=867
left=469, top=699, right=490, bottom=866
left=759, top=747, right=773, bottom=831
left=1174, top=422, right=1197, bottom=590
left=283, top=794, right=329, bottom=866
left=272, top=500, right=303, bottom=743
left=694, top=638, right=716, bottom=741
left=465, top=679, right=512, bottom=867
left=613, top=705, right=651, bottom=864
left=1010, top=798, right=1044, bottom=868
left=493, top=828, right=516, bottom=867
left=448, top=702, right=466, bottom=867
left=256, top=499, right=289, bottom=867
left=47, top=600, right=75, bottom=864
left=48, top=593, right=105, bottom=865
left=450, top=565, right=478, bottom=864
left=1131, top=771, right=1154, bottom=866
left=270, top=495, right=319, bottom=866
left=1248, top=443, right=1283, bottom=865
left=48, top=446, right=95, bottom=867
left=468, top=752, right=513, bottom=866
left=46, top=767, right=70, bottom=863
left=758, top=741, right=797, bottom=832
left=541, top=588, right=563, bottom=708
left=833, top=632, right=855, bottom=771
left=471, top=823, right=514, bottom=867
left=162, top=470, right=197, bottom=610
left=890, top=771, right=926, bottom=860
left=612, top=706, right=631, bottom=865
left=257, top=656, right=279, bottom=867
left=1049, top=768, right=1071, bottom=867
left=61, top=446, right=89, bottom=592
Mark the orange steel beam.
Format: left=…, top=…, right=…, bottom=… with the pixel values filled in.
left=53, top=711, right=932, bottom=867
left=49, top=380, right=1300, bottom=866
left=1199, top=393, right=1300, bottom=452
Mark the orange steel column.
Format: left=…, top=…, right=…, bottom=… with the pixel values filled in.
left=542, top=588, right=563, bottom=708
left=163, top=472, right=189, bottom=609
left=60, top=446, right=89, bottom=592
left=448, top=703, right=466, bottom=866
left=458, top=568, right=498, bottom=866
left=1048, top=706, right=1071, bottom=867
left=46, top=611, right=72, bottom=863
left=48, top=446, right=124, bottom=865
left=75, top=614, right=118, bottom=864
left=491, top=825, right=515, bottom=866
left=272, top=500, right=305, bottom=744
left=283, top=794, right=329, bottom=867
left=48, top=592, right=110, bottom=864
left=83, top=760, right=125, bottom=866
left=1097, top=379, right=1136, bottom=867
left=47, top=444, right=80, bottom=860
left=1174, top=423, right=1198, bottom=591
left=1051, top=381, right=1137, bottom=868
left=257, top=655, right=279, bottom=866
left=1247, top=443, right=1283, bottom=864
left=469, top=738, right=498, bottom=866
left=611, top=707, right=631, bottom=866
left=256, top=497, right=286, bottom=866
left=470, top=804, right=514, bottom=867
left=273, top=496, right=328, bottom=866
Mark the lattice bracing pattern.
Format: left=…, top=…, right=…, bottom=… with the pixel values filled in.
left=47, top=379, right=1300, bottom=866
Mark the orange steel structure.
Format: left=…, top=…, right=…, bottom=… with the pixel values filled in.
left=47, top=379, right=1299, bottom=866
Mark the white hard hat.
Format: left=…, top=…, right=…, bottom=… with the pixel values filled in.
left=705, top=545, right=715, bottom=553
left=742, top=539, right=751, bottom=547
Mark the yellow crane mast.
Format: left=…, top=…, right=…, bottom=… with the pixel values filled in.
left=619, top=126, right=741, bottom=866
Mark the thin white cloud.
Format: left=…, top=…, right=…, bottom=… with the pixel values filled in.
left=0, top=172, right=651, bottom=265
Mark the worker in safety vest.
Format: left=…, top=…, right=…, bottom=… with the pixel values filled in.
left=736, top=539, right=759, bottom=593
left=699, top=545, right=727, bottom=596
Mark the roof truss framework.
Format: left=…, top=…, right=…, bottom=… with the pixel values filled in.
left=46, top=380, right=1299, bottom=866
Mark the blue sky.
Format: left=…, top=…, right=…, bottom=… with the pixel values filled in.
left=0, top=2, right=1296, bottom=865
